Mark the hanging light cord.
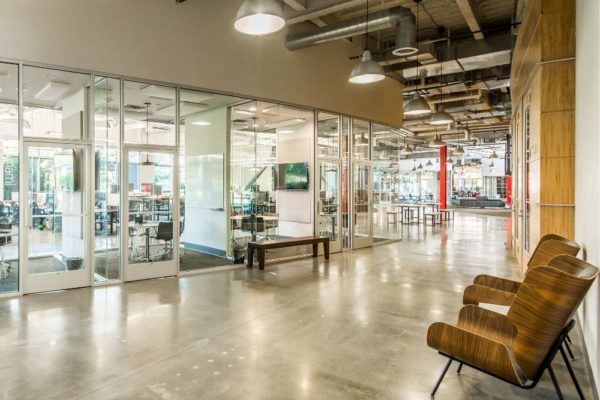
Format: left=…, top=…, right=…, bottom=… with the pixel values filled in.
left=415, top=0, right=420, bottom=93
left=365, top=0, right=369, bottom=51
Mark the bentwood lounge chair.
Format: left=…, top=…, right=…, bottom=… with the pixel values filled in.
left=427, top=256, right=598, bottom=399
left=463, top=234, right=580, bottom=307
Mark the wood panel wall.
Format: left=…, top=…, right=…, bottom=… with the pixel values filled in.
left=510, top=0, right=575, bottom=269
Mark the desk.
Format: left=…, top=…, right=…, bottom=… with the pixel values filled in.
left=397, top=204, right=420, bottom=224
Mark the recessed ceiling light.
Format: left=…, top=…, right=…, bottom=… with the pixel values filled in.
left=235, top=109, right=254, bottom=116
left=295, top=118, right=305, bottom=122
left=249, top=106, right=257, bottom=112
left=192, top=121, right=211, bottom=126
left=279, top=130, right=294, bottom=134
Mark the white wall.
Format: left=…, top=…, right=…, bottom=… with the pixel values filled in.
left=183, top=107, right=228, bottom=253
left=576, top=0, right=600, bottom=390
left=0, top=0, right=403, bottom=127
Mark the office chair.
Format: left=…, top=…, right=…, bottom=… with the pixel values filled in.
left=153, top=221, right=173, bottom=260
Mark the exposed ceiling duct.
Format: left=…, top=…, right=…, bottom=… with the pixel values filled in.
left=285, top=6, right=415, bottom=53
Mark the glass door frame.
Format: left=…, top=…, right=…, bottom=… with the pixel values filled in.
left=352, top=160, right=373, bottom=249
left=20, top=140, right=92, bottom=294
left=315, top=159, right=342, bottom=254
left=122, top=144, right=180, bottom=282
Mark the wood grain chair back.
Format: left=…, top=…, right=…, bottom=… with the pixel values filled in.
left=508, top=257, right=598, bottom=380
left=526, top=234, right=580, bottom=269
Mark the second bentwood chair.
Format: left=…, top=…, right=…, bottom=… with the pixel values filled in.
left=427, top=255, right=598, bottom=399
left=463, top=234, right=580, bottom=306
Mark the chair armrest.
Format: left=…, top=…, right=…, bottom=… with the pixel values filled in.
left=463, top=284, right=517, bottom=306
left=457, top=305, right=517, bottom=344
left=427, top=322, right=525, bottom=385
left=473, top=274, right=521, bottom=293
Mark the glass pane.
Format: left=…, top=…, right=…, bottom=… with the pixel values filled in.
left=94, top=77, right=121, bottom=282
left=372, top=124, right=402, bottom=242
left=318, top=162, right=339, bottom=241
left=28, top=147, right=86, bottom=274
left=352, top=119, right=369, bottom=160
left=317, top=112, right=339, bottom=157
left=229, top=101, right=314, bottom=262
left=123, top=81, right=176, bottom=146
left=179, top=89, right=245, bottom=271
left=127, top=151, right=174, bottom=263
left=23, top=67, right=91, bottom=140
left=354, top=164, right=370, bottom=239
left=0, top=62, right=19, bottom=294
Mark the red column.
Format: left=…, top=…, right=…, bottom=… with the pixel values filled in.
left=440, top=146, right=447, bottom=209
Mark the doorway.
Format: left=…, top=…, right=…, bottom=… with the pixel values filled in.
left=123, top=148, right=178, bottom=281
left=23, top=143, right=90, bottom=293
left=353, top=161, right=373, bottom=249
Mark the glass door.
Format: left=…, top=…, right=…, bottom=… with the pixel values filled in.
left=23, top=143, right=90, bottom=293
left=123, top=148, right=177, bottom=281
left=317, top=160, right=341, bottom=253
left=353, top=162, right=373, bottom=249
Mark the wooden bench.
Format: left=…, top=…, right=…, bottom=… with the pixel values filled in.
left=247, top=236, right=330, bottom=270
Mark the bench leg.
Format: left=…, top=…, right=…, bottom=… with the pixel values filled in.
left=324, top=241, right=330, bottom=260
left=312, top=242, right=318, bottom=257
left=259, top=249, right=266, bottom=270
left=247, top=246, right=254, bottom=268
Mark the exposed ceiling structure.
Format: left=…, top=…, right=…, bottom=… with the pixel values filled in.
left=280, top=0, right=515, bottom=155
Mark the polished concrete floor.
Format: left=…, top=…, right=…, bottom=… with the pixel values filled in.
left=0, top=212, right=594, bottom=399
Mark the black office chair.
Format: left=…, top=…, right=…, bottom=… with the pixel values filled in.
left=153, top=221, right=173, bottom=259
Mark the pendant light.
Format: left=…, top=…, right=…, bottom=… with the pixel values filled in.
left=401, top=136, right=413, bottom=155
left=490, top=149, right=499, bottom=159
left=235, top=0, right=285, bottom=36
left=429, top=39, right=454, bottom=125
left=142, top=103, right=155, bottom=166
left=403, top=0, right=431, bottom=115
left=446, top=157, right=453, bottom=164
left=425, top=159, right=433, bottom=167
left=428, top=133, right=445, bottom=147
left=417, top=162, right=423, bottom=170
left=453, top=129, right=464, bottom=156
left=349, top=1, right=386, bottom=84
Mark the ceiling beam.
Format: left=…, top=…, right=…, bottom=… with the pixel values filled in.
left=282, top=0, right=328, bottom=27
left=286, top=0, right=364, bottom=26
left=455, top=0, right=484, bottom=40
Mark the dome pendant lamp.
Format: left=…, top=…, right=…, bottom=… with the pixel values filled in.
left=429, top=40, right=454, bottom=125
left=403, top=0, right=430, bottom=115
left=235, top=0, right=285, bottom=36
left=349, top=1, right=386, bottom=84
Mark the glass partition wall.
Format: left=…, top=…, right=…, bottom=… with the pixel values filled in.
left=0, top=60, right=408, bottom=296
left=372, top=124, right=403, bottom=243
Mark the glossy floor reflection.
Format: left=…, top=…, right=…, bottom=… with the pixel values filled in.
left=0, top=211, right=593, bottom=399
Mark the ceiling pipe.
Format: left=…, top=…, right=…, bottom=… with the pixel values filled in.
left=285, top=6, right=415, bottom=52
left=426, top=90, right=482, bottom=104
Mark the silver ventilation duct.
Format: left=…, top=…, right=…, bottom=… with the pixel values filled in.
left=285, top=6, right=415, bottom=52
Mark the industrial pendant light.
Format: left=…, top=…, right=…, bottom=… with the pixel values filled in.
left=446, top=157, right=453, bottom=164
left=349, top=1, right=386, bottom=84
left=490, top=149, right=499, bottom=159
left=453, top=129, right=464, bottom=156
left=234, top=0, right=285, bottom=36
left=425, top=159, right=433, bottom=167
left=417, top=162, right=423, bottom=170
left=428, top=133, right=445, bottom=148
left=429, top=40, right=454, bottom=125
left=403, top=0, right=430, bottom=115
left=401, top=137, right=413, bottom=154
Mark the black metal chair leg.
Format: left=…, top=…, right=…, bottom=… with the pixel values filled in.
left=431, top=359, right=452, bottom=398
left=564, top=338, right=575, bottom=360
left=548, top=365, right=565, bottom=400
left=456, top=362, right=463, bottom=374
left=560, top=345, right=586, bottom=400
left=567, top=333, right=573, bottom=344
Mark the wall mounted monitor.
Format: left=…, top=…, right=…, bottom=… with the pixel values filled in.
left=275, top=162, right=309, bottom=191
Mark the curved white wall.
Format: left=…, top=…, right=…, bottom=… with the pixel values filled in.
left=0, top=0, right=403, bottom=127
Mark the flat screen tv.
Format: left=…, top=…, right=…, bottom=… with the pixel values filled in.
left=276, top=162, right=309, bottom=191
